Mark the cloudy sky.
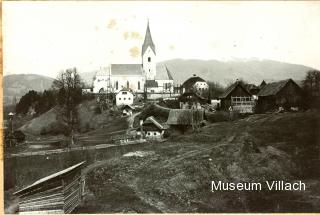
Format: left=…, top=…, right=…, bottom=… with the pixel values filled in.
left=3, top=1, right=320, bottom=78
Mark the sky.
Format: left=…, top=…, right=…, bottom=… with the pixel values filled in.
left=3, top=1, right=320, bottom=78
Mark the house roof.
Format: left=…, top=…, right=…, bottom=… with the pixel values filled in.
left=111, top=64, right=143, bottom=76
left=14, top=162, right=85, bottom=196
left=219, top=81, right=252, bottom=99
left=122, top=104, right=135, bottom=110
left=155, top=64, right=174, bottom=80
left=245, top=84, right=260, bottom=91
left=146, top=80, right=158, bottom=88
left=179, top=91, right=207, bottom=102
left=166, top=109, right=204, bottom=125
left=257, top=79, right=301, bottom=97
left=142, top=21, right=156, bottom=55
left=144, top=116, right=165, bottom=130
left=182, top=75, right=206, bottom=89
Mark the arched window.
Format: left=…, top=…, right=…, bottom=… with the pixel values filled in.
left=127, top=81, right=129, bottom=89
left=116, top=81, right=118, bottom=90
left=138, top=81, right=140, bottom=90
left=148, top=57, right=151, bottom=62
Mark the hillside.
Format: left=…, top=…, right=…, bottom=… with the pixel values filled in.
left=4, top=74, right=54, bottom=105
left=80, top=59, right=313, bottom=87
left=80, top=111, right=320, bottom=213
left=160, top=59, right=313, bottom=86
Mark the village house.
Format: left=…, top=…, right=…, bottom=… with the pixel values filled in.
left=182, top=74, right=209, bottom=97
left=256, top=79, right=303, bottom=112
left=219, top=80, right=255, bottom=113
left=178, top=91, right=208, bottom=109
left=115, top=90, right=134, bottom=107
left=142, top=116, right=166, bottom=140
left=14, top=162, right=86, bottom=214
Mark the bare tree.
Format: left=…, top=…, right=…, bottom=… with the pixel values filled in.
left=52, top=68, right=84, bottom=146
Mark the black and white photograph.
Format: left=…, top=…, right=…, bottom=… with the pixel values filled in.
left=2, top=1, right=320, bottom=213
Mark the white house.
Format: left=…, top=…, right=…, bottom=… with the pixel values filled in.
left=115, top=90, right=134, bottom=107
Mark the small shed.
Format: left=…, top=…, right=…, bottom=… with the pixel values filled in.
left=143, top=116, right=166, bottom=140
left=219, top=81, right=254, bottom=113
left=122, top=104, right=135, bottom=116
left=14, top=162, right=86, bottom=214
left=257, top=79, right=303, bottom=112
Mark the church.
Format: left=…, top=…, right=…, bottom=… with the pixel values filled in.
left=93, top=21, right=174, bottom=97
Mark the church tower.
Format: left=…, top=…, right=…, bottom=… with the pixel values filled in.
left=142, top=20, right=156, bottom=80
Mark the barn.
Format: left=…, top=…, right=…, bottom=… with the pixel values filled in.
left=13, top=162, right=86, bottom=214
left=166, top=109, right=205, bottom=131
left=219, top=81, right=254, bottom=113
left=257, top=79, right=303, bottom=112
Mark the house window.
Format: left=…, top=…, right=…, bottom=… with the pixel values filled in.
left=124, top=98, right=126, bottom=100
left=127, top=81, right=129, bottom=89
left=119, top=98, right=121, bottom=100
left=128, top=98, right=131, bottom=100
left=138, top=81, right=140, bottom=90
left=148, top=132, right=150, bottom=135
left=154, top=132, right=157, bottom=135
left=148, top=57, right=151, bottom=62
left=116, top=81, right=118, bottom=90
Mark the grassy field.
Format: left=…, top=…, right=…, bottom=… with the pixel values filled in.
left=77, top=111, right=320, bottom=213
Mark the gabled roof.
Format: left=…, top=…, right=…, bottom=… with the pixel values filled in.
left=14, top=162, right=85, bottom=196
left=122, top=104, right=135, bottom=110
left=166, top=109, right=204, bottom=125
left=142, top=21, right=156, bottom=55
left=219, top=81, right=252, bottom=99
left=182, top=75, right=206, bottom=89
left=146, top=80, right=158, bottom=88
left=179, top=91, right=207, bottom=102
left=155, top=64, right=174, bottom=80
left=257, top=79, right=300, bottom=97
left=111, top=64, right=143, bottom=76
left=144, top=116, right=165, bottom=130
left=245, top=84, right=259, bottom=91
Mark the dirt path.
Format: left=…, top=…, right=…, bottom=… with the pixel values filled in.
left=127, top=112, right=140, bottom=129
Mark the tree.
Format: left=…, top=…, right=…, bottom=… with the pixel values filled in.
left=303, top=70, right=320, bottom=108
left=52, top=68, right=85, bottom=145
left=16, top=90, right=41, bottom=114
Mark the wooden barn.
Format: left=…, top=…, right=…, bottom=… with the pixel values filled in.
left=166, top=109, right=205, bottom=130
left=257, top=79, right=303, bottom=112
left=14, top=162, right=86, bottom=214
left=219, top=81, right=254, bottom=113
left=179, top=91, right=208, bottom=109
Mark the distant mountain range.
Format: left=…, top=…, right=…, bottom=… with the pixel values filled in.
left=3, top=59, right=314, bottom=105
left=4, top=74, right=54, bottom=105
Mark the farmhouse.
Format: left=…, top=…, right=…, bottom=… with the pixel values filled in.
left=257, top=79, right=303, bottom=112
left=179, top=91, right=208, bottom=109
left=142, top=116, right=166, bottom=140
left=219, top=81, right=255, bottom=113
left=182, top=74, right=209, bottom=97
left=13, top=162, right=86, bottom=214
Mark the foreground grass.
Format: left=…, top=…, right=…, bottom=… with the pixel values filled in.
left=78, top=111, right=320, bottom=213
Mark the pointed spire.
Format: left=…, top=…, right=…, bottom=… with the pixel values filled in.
left=142, top=19, right=156, bottom=56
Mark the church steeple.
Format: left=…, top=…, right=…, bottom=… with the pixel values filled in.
left=142, top=20, right=156, bottom=56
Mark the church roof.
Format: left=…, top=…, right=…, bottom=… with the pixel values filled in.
left=142, top=21, right=156, bottom=55
left=111, top=64, right=143, bottom=76
left=155, top=64, right=174, bottom=80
